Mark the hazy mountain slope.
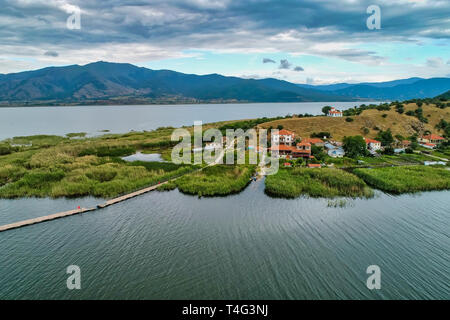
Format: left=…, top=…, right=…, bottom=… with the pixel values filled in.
left=0, top=61, right=353, bottom=104
left=297, top=77, right=449, bottom=100
left=330, top=78, right=450, bottom=100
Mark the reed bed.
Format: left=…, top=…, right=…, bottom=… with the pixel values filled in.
left=353, top=166, right=450, bottom=193
left=167, top=165, right=255, bottom=196
left=265, top=168, right=373, bottom=198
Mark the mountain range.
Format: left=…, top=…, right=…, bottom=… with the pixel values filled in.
left=0, top=61, right=448, bottom=106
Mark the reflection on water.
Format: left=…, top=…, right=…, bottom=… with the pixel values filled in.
left=121, top=152, right=164, bottom=162
left=0, top=179, right=448, bottom=300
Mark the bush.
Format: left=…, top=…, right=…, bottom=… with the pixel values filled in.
left=0, top=144, right=12, bottom=155
left=345, top=117, right=354, bottom=122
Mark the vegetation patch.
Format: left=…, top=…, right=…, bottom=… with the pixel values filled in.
left=265, top=168, right=373, bottom=198
left=167, top=165, right=255, bottom=197
left=353, top=166, right=450, bottom=194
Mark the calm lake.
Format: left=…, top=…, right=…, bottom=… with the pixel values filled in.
left=0, top=102, right=448, bottom=300
left=0, top=180, right=449, bottom=299
left=0, top=101, right=382, bottom=140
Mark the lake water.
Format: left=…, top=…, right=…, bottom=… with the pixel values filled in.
left=0, top=179, right=449, bottom=299
left=0, top=102, right=382, bottom=140
left=122, top=152, right=164, bottom=163
left=0, top=102, right=448, bottom=300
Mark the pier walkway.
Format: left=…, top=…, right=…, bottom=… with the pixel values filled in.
left=0, top=140, right=236, bottom=233
left=0, top=181, right=171, bottom=233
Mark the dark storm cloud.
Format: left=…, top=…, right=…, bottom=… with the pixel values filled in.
left=44, top=51, right=59, bottom=57
left=294, top=66, right=304, bottom=72
left=279, top=59, right=292, bottom=69
left=263, top=58, right=276, bottom=63
left=0, top=0, right=449, bottom=61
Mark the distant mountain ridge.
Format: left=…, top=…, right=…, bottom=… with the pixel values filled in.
left=298, top=77, right=450, bottom=100
left=0, top=61, right=352, bottom=106
left=0, top=61, right=448, bottom=106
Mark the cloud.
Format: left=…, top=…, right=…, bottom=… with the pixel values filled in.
left=294, top=66, right=304, bottom=72
left=44, top=51, right=59, bottom=57
left=0, top=0, right=449, bottom=78
left=306, top=77, right=314, bottom=84
left=426, top=57, right=444, bottom=68
left=263, top=58, right=275, bottom=64
left=279, top=59, right=292, bottom=69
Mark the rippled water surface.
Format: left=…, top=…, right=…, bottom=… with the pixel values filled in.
left=0, top=179, right=449, bottom=299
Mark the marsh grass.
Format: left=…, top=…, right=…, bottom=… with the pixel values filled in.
left=168, top=165, right=255, bottom=196
left=353, top=166, right=450, bottom=193
left=0, top=128, right=197, bottom=199
left=265, top=168, right=373, bottom=198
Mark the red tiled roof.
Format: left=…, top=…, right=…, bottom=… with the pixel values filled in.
left=307, top=164, right=321, bottom=168
left=302, top=138, right=324, bottom=144
left=365, top=138, right=381, bottom=144
left=297, top=142, right=311, bottom=147
left=422, top=134, right=444, bottom=140
left=270, top=144, right=293, bottom=151
left=402, top=140, right=411, bottom=145
left=423, top=143, right=436, bottom=147
left=329, top=110, right=342, bottom=114
left=277, top=129, right=295, bottom=136
left=292, top=149, right=311, bottom=154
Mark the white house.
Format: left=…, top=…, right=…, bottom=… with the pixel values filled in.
left=327, top=107, right=343, bottom=117
left=365, top=138, right=381, bottom=151
left=271, top=129, right=295, bottom=146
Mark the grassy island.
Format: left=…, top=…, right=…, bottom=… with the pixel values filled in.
left=353, top=166, right=450, bottom=194
left=158, top=165, right=255, bottom=197
left=265, top=168, right=373, bottom=199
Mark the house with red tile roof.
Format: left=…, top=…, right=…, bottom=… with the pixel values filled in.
left=422, top=142, right=437, bottom=149
left=327, top=107, right=343, bottom=117
left=270, top=141, right=313, bottom=159
left=301, top=138, right=325, bottom=146
left=365, top=138, right=381, bottom=151
left=401, top=140, right=411, bottom=148
left=419, top=134, right=445, bottom=144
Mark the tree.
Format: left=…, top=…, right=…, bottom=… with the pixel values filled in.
left=382, top=146, right=395, bottom=155
left=343, top=136, right=368, bottom=158
left=322, top=106, right=332, bottom=115
left=376, top=129, right=394, bottom=147
left=277, top=125, right=284, bottom=130
left=311, top=145, right=326, bottom=161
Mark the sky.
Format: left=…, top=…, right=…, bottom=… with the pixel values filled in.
left=0, top=0, right=449, bottom=84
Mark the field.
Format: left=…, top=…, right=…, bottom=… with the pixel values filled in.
left=258, top=103, right=449, bottom=141
left=353, top=166, right=450, bottom=194
left=0, top=128, right=198, bottom=198
left=265, top=168, right=373, bottom=198
left=159, top=165, right=255, bottom=196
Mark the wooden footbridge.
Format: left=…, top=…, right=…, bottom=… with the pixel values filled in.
left=0, top=181, right=170, bottom=233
